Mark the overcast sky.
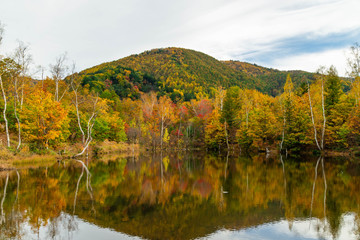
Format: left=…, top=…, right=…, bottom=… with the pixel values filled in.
left=1, top=0, right=360, bottom=77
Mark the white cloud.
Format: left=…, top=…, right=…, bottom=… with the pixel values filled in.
left=0, top=0, right=359, bottom=75
left=198, top=214, right=360, bottom=240
left=270, top=47, right=348, bottom=76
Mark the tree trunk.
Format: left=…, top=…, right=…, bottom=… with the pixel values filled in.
left=320, top=78, right=326, bottom=150
left=160, top=117, right=164, bottom=150
left=0, top=75, right=10, bottom=147
left=13, top=77, right=21, bottom=149
left=224, top=120, right=229, bottom=150
left=20, top=81, right=24, bottom=109
left=280, top=117, right=285, bottom=151
left=14, top=99, right=21, bottom=149
left=74, top=90, right=85, bottom=144
left=55, top=79, right=59, bottom=102
left=308, top=82, right=321, bottom=151
left=74, top=120, right=94, bottom=157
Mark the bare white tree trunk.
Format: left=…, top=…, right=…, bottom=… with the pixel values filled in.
left=73, top=87, right=85, bottom=144
left=320, top=78, right=326, bottom=150
left=13, top=77, right=21, bottom=149
left=76, top=92, right=85, bottom=144
left=308, top=82, right=321, bottom=151
left=73, top=97, right=98, bottom=157
left=20, top=87, right=24, bottom=109
left=55, top=80, right=59, bottom=101
left=346, top=43, right=360, bottom=80
left=14, top=96, right=21, bottom=149
left=224, top=120, right=229, bottom=150
left=0, top=74, right=10, bottom=147
left=280, top=119, right=285, bottom=151
left=50, top=53, right=67, bottom=102
left=279, top=101, right=286, bottom=151
left=74, top=118, right=94, bottom=157
left=69, top=64, right=85, bottom=144
left=13, top=41, right=32, bottom=109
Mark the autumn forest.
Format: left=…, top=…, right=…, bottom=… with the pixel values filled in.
left=0, top=22, right=360, bottom=160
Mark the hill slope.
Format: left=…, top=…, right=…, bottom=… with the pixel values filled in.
left=222, top=60, right=316, bottom=96
left=79, top=47, right=259, bottom=101
left=76, top=47, right=317, bottom=100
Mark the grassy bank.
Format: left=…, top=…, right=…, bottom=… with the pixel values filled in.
left=0, top=140, right=140, bottom=169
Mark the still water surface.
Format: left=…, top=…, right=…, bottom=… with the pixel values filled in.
left=0, top=152, right=359, bottom=240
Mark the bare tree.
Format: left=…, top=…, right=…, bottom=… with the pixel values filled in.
left=278, top=95, right=286, bottom=152
left=346, top=42, right=360, bottom=80
left=13, top=41, right=32, bottom=108
left=347, top=43, right=360, bottom=106
left=0, top=22, right=10, bottom=148
left=12, top=41, right=32, bottom=149
left=0, top=58, right=19, bottom=148
left=0, top=71, right=9, bottom=147
left=308, top=68, right=326, bottom=152
left=11, top=74, right=21, bottom=150
left=50, top=52, right=68, bottom=102
left=73, top=94, right=99, bottom=157
left=69, top=63, right=86, bottom=144
left=0, top=22, right=3, bottom=46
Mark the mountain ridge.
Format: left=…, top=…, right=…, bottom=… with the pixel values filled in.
left=76, top=47, right=317, bottom=100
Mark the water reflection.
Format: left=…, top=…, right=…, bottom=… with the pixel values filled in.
left=0, top=153, right=359, bottom=240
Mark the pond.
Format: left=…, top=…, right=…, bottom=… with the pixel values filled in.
left=0, top=152, right=359, bottom=240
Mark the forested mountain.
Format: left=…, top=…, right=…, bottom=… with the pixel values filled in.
left=77, top=48, right=254, bottom=101
left=1, top=37, right=359, bottom=156
left=223, top=60, right=320, bottom=96
left=77, top=47, right=321, bottom=100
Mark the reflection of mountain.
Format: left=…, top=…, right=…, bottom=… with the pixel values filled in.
left=0, top=153, right=360, bottom=240
left=73, top=198, right=284, bottom=240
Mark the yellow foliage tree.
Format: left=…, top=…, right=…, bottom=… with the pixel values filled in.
left=21, top=87, right=69, bottom=149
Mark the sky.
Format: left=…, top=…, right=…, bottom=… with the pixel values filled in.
left=1, top=0, right=360, bottom=77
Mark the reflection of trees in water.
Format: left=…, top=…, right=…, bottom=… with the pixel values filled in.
left=309, top=157, right=329, bottom=238
left=0, top=173, right=9, bottom=225
left=73, top=166, right=84, bottom=214
left=308, top=157, right=343, bottom=240
left=279, top=154, right=286, bottom=208
left=46, top=159, right=95, bottom=240
left=0, top=171, right=24, bottom=239
left=0, top=153, right=360, bottom=239
left=310, top=157, right=321, bottom=220
left=74, top=159, right=95, bottom=215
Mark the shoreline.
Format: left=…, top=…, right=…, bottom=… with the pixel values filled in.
left=0, top=143, right=358, bottom=170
